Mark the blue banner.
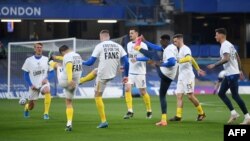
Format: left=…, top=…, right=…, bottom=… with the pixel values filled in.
left=0, top=4, right=125, bottom=19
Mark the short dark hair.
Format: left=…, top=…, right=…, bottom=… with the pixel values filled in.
left=173, top=34, right=183, bottom=39
left=59, top=45, right=69, bottom=54
left=160, top=34, right=170, bottom=41
left=129, top=27, right=139, bottom=33
left=100, top=29, right=109, bottom=34
left=34, top=42, right=43, bottom=47
left=215, top=28, right=227, bottom=35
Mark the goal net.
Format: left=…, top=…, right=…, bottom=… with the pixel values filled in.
left=7, top=36, right=126, bottom=99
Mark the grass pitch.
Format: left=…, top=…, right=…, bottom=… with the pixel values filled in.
left=0, top=94, right=250, bottom=141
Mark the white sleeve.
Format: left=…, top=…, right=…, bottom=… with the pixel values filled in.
left=141, top=42, right=148, bottom=50
left=63, top=54, right=73, bottom=64
left=184, top=47, right=192, bottom=56
left=91, top=45, right=101, bottom=58
left=22, top=58, right=29, bottom=72
left=120, top=46, right=127, bottom=57
left=221, top=44, right=230, bottom=54
left=166, top=48, right=175, bottom=59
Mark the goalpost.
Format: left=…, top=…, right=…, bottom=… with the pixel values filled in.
left=7, top=36, right=126, bottom=99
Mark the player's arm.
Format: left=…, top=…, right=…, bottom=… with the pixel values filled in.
left=66, top=62, right=73, bottom=83
left=191, top=57, right=200, bottom=71
left=136, top=48, right=161, bottom=61
left=144, top=41, right=163, bottom=51
left=121, top=55, right=129, bottom=77
left=82, top=56, right=97, bottom=66
left=190, top=56, right=206, bottom=76
left=208, top=53, right=229, bottom=69
left=215, top=53, right=229, bottom=67
left=136, top=56, right=150, bottom=62
left=161, top=57, right=176, bottom=67
left=235, top=52, right=242, bottom=71
left=23, top=71, right=32, bottom=87
left=54, top=56, right=63, bottom=61
left=235, top=52, right=244, bottom=80
left=66, top=62, right=76, bottom=89
left=178, top=54, right=192, bottom=63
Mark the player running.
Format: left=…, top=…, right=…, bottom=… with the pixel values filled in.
left=207, top=28, right=250, bottom=124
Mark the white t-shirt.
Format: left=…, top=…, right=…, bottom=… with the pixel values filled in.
left=22, top=55, right=51, bottom=88
left=127, top=41, right=148, bottom=75
left=220, top=40, right=240, bottom=76
left=92, top=40, right=127, bottom=79
left=61, top=51, right=83, bottom=81
left=160, top=44, right=178, bottom=80
left=178, top=45, right=195, bottom=80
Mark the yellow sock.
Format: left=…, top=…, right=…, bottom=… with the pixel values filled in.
left=80, top=71, right=96, bottom=84
left=125, top=91, right=133, bottom=111
left=95, top=97, right=106, bottom=122
left=24, top=103, right=29, bottom=111
left=176, top=108, right=183, bottom=118
left=142, top=93, right=151, bottom=112
left=196, top=104, right=204, bottom=115
left=66, top=107, right=73, bottom=122
left=44, top=93, right=51, bottom=115
left=161, top=114, right=167, bottom=122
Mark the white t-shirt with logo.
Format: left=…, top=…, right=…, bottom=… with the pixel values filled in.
left=127, top=41, right=148, bottom=75
left=92, top=40, right=127, bottom=79
left=61, top=51, right=83, bottom=81
left=22, top=55, right=51, bottom=88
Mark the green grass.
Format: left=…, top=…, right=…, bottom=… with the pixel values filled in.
left=0, top=94, right=250, bottom=141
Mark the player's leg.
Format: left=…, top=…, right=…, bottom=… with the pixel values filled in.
left=185, top=79, right=206, bottom=121
left=229, top=74, right=250, bottom=124
left=213, top=81, right=219, bottom=94
left=64, top=86, right=77, bottom=131
left=24, top=89, right=38, bottom=118
left=95, top=77, right=109, bottom=128
left=24, top=100, right=35, bottom=118
left=187, top=93, right=206, bottom=121
left=137, top=75, right=152, bottom=119
left=123, top=76, right=134, bottom=119
left=218, top=77, right=239, bottom=124
left=170, top=80, right=184, bottom=121
left=65, top=95, right=73, bottom=131
left=79, top=68, right=97, bottom=84
left=214, top=78, right=223, bottom=94
left=40, top=83, right=51, bottom=120
left=156, top=77, right=172, bottom=126
left=139, top=88, right=152, bottom=119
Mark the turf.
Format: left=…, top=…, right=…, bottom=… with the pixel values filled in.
left=0, top=94, right=250, bottom=141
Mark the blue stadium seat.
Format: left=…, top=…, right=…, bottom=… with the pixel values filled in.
left=199, top=45, right=210, bottom=57
left=209, top=44, right=220, bottom=57
left=189, top=44, right=200, bottom=57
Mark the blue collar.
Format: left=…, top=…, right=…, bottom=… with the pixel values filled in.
left=34, top=55, right=42, bottom=60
